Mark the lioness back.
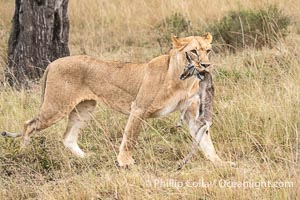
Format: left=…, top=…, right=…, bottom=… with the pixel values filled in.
left=43, top=55, right=169, bottom=114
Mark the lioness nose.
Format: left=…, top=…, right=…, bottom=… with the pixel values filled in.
left=201, top=63, right=210, bottom=68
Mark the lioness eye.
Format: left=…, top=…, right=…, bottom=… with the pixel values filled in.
left=190, top=49, right=198, bottom=56
left=207, top=49, right=211, bottom=54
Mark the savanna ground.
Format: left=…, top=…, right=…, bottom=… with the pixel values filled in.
left=0, top=0, right=300, bottom=199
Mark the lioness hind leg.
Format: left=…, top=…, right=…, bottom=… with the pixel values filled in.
left=21, top=108, right=69, bottom=148
left=63, top=100, right=96, bottom=158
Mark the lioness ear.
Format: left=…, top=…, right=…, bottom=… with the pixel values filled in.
left=171, top=35, right=183, bottom=49
left=171, top=35, right=189, bottom=50
left=204, top=32, right=213, bottom=44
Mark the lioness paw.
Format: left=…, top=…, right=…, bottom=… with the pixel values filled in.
left=117, top=153, right=135, bottom=167
left=214, top=160, right=237, bottom=168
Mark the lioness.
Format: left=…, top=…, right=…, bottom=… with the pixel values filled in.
left=2, top=33, right=231, bottom=167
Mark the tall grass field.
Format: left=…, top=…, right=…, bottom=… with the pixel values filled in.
left=0, top=0, right=299, bottom=199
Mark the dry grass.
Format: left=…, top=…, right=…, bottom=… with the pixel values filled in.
left=0, top=0, right=300, bottom=199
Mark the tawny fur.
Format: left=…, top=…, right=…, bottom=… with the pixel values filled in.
left=2, top=33, right=234, bottom=167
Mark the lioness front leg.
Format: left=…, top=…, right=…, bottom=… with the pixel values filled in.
left=199, top=131, right=236, bottom=167
left=118, top=107, right=145, bottom=167
left=185, top=115, right=236, bottom=167
left=184, top=97, right=235, bottom=167
left=187, top=117, right=223, bottom=165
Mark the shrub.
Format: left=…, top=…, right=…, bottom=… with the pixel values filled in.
left=208, top=5, right=291, bottom=51
left=154, top=12, right=191, bottom=52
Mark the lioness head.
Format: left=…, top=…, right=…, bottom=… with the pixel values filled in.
left=171, top=33, right=213, bottom=80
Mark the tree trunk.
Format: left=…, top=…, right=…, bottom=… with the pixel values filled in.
left=6, top=0, right=70, bottom=88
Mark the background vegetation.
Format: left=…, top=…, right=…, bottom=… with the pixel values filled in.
left=208, top=5, right=291, bottom=51
left=0, top=0, right=299, bottom=199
